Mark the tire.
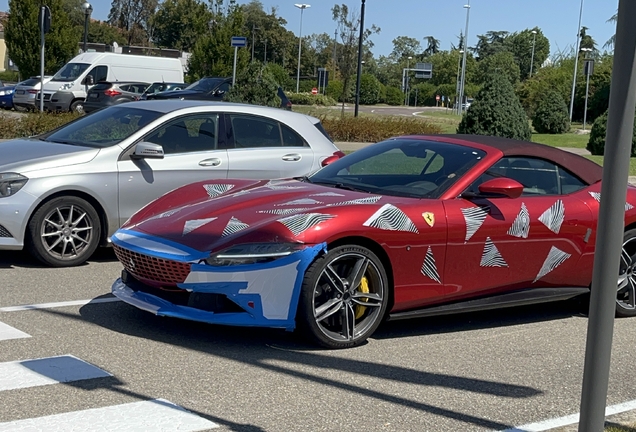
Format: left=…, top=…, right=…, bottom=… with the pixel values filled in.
left=617, top=228, right=636, bottom=317
left=26, top=196, right=101, bottom=267
left=69, top=100, right=84, bottom=114
left=297, top=245, right=389, bottom=349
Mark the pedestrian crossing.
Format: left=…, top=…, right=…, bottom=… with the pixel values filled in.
left=0, top=318, right=218, bottom=431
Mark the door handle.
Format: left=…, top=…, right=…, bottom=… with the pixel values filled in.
left=199, top=158, right=222, bottom=167
left=282, top=153, right=301, bottom=162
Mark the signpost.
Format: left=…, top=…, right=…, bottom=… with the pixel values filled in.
left=38, top=5, right=51, bottom=112
left=311, top=88, right=318, bottom=95
left=583, top=59, right=595, bottom=131
left=230, top=36, right=247, bottom=85
left=435, top=94, right=440, bottom=107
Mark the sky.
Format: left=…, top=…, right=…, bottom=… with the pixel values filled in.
left=0, top=0, right=619, bottom=58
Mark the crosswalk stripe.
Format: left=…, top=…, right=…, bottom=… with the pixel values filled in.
left=0, top=398, right=219, bottom=431
left=0, top=321, right=30, bottom=341
left=0, top=297, right=121, bottom=312
left=0, top=355, right=111, bottom=392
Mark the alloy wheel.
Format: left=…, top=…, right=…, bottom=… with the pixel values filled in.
left=39, top=204, right=94, bottom=261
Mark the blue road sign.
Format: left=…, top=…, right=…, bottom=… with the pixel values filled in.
left=231, top=36, right=247, bottom=48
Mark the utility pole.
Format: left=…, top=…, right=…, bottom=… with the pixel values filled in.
left=251, top=24, right=259, bottom=62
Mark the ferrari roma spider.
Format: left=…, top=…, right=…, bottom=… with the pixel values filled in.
left=110, top=134, right=636, bottom=348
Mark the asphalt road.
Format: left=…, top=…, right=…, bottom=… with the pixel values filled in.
left=1, top=248, right=636, bottom=431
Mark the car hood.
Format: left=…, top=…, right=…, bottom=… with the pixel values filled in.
left=147, top=89, right=203, bottom=99
left=0, top=139, right=100, bottom=173
left=123, top=178, right=409, bottom=254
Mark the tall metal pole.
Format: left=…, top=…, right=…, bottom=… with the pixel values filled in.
left=404, top=57, right=411, bottom=106
left=264, top=38, right=267, bottom=63
left=455, top=49, right=463, bottom=115
left=530, top=30, right=537, bottom=77
left=569, top=0, right=584, bottom=122
left=39, top=6, right=45, bottom=113
left=583, top=70, right=591, bottom=130
left=354, top=0, right=365, bottom=117
left=578, top=1, right=636, bottom=430
left=232, top=46, right=238, bottom=85
left=295, top=4, right=310, bottom=94
left=251, top=24, right=256, bottom=62
left=458, top=1, right=471, bottom=115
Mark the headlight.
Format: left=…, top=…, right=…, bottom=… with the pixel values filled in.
left=0, top=91, right=5, bottom=96
left=205, top=243, right=304, bottom=266
left=59, top=83, right=73, bottom=90
left=0, top=173, right=28, bottom=198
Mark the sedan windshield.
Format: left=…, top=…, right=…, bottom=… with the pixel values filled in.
left=51, top=63, right=90, bottom=82
left=186, top=78, right=225, bottom=92
left=41, top=106, right=163, bottom=148
left=309, top=139, right=486, bottom=199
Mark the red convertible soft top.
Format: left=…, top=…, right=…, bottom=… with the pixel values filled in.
left=416, top=134, right=603, bottom=185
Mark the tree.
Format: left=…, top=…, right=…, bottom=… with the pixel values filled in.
left=477, top=51, right=520, bottom=85
left=89, top=21, right=128, bottom=46
left=587, top=109, right=636, bottom=156
left=579, top=26, right=597, bottom=53
left=359, top=73, right=381, bottom=105
left=427, top=49, right=477, bottom=87
left=507, top=28, right=550, bottom=80
left=472, top=31, right=509, bottom=60
left=390, top=36, right=420, bottom=60
left=108, top=0, right=158, bottom=45
left=457, top=72, right=531, bottom=141
left=5, top=0, right=79, bottom=78
left=224, top=61, right=280, bottom=107
left=532, top=91, right=570, bottom=134
left=151, top=0, right=212, bottom=51
left=423, top=36, right=440, bottom=57
left=604, top=11, right=617, bottom=50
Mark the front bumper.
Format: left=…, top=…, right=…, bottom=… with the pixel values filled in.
left=111, top=231, right=325, bottom=331
left=0, top=191, right=39, bottom=250
left=44, top=91, right=75, bottom=112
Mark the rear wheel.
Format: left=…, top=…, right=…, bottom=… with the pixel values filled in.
left=297, top=245, right=389, bottom=349
left=26, top=196, right=101, bottom=267
left=70, top=100, right=84, bottom=114
left=617, top=229, right=636, bottom=317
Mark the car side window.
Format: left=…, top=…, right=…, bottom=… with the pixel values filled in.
left=229, top=114, right=282, bottom=148
left=144, top=114, right=218, bottom=154
left=216, top=82, right=231, bottom=95
left=281, top=123, right=306, bottom=147
left=558, top=166, right=587, bottom=194
left=87, top=65, right=108, bottom=83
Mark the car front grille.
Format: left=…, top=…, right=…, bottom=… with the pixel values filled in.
left=113, top=244, right=191, bottom=286
left=0, top=224, right=12, bottom=238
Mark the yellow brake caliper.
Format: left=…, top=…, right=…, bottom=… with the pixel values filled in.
left=355, top=276, right=370, bottom=319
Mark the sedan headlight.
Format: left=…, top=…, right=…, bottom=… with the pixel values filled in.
left=205, top=243, right=304, bottom=266
left=0, top=173, right=28, bottom=198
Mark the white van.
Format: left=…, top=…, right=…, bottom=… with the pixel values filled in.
left=41, top=52, right=184, bottom=112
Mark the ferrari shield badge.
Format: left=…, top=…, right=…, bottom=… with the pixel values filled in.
left=422, top=212, right=435, bottom=227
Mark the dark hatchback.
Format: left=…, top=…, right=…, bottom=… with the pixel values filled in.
left=84, top=82, right=150, bottom=113
left=139, top=82, right=186, bottom=100
left=145, top=77, right=231, bottom=101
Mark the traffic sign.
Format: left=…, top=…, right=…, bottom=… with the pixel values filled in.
left=231, top=36, right=247, bottom=48
left=435, top=95, right=440, bottom=101
left=442, top=96, right=445, bottom=102
left=311, top=88, right=318, bottom=95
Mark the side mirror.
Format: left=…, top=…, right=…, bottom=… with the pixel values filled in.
left=477, top=177, right=523, bottom=199
left=214, top=89, right=226, bottom=96
left=132, top=142, right=165, bottom=159
left=84, top=75, right=95, bottom=86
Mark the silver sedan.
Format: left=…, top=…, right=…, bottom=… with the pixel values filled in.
left=0, top=100, right=342, bottom=267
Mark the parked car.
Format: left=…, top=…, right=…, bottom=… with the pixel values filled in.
left=0, top=84, right=16, bottom=109
left=83, top=81, right=150, bottom=113
left=0, top=100, right=343, bottom=267
left=278, top=87, right=292, bottom=111
left=462, top=98, right=474, bottom=110
left=139, top=82, right=186, bottom=100
left=108, top=134, right=634, bottom=348
left=145, top=77, right=231, bottom=101
left=12, top=76, right=53, bottom=111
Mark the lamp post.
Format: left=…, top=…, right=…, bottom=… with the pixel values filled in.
left=458, top=1, right=471, bottom=114
left=581, top=47, right=593, bottom=130
left=295, top=4, right=310, bottom=94
left=529, top=30, right=537, bottom=77
left=455, top=49, right=463, bottom=114
left=82, top=2, right=93, bottom=53
left=251, top=24, right=260, bottom=62
left=354, top=0, right=366, bottom=117
left=404, top=56, right=412, bottom=106
left=569, top=0, right=585, bottom=122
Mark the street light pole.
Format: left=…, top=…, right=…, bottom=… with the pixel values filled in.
left=458, top=1, right=471, bottom=115
left=251, top=24, right=259, bottom=62
left=581, top=47, right=593, bottom=131
left=354, top=0, right=366, bottom=117
left=530, top=30, right=537, bottom=77
left=404, top=56, right=412, bottom=106
left=295, top=4, right=310, bottom=94
left=569, top=0, right=585, bottom=122
left=455, top=49, right=463, bottom=114
left=82, top=2, right=93, bottom=53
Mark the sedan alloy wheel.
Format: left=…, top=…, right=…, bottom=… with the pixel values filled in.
left=617, top=229, right=636, bottom=317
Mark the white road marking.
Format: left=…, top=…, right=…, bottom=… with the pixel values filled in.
left=0, top=321, right=30, bottom=341
left=0, top=297, right=121, bottom=312
left=0, top=398, right=218, bottom=431
left=501, top=399, right=636, bottom=431
left=0, top=355, right=111, bottom=391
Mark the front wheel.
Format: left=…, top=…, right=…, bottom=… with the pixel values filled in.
left=26, top=196, right=101, bottom=267
left=69, top=100, right=84, bottom=114
left=617, top=229, right=636, bottom=317
left=297, top=245, right=389, bottom=349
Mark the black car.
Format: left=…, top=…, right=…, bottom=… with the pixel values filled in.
left=84, top=81, right=150, bottom=113
left=145, top=77, right=231, bottom=101
left=278, top=87, right=292, bottom=111
left=139, top=82, right=186, bottom=100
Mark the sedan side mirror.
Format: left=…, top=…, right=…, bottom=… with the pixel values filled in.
left=132, top=142, right=165, bottom=159
left=478, top=177, right=523, bottom=199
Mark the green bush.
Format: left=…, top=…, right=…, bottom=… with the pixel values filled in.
left=532, top=91, right=570, bottom=134
left=0, top=112, right=80, bottom=139
left=0, top=70, right=20, bottom=83
left=288, top=92, right=337, bottom=106
left=320, top=115, right=441, bottom=142
left=587, top=110, right=636, bottom=156
left=225, top=63, right=281, bottom=107
left=384, top=87, right=403, bottom=106
left=457, top=72, right=532, bottom=141
left=359, top=74, right=382, bottom=105
left=325, top=80, right=344, bottom=102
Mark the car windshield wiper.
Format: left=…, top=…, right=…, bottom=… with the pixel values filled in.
left=294, top=175, right=312, bottom=183
left=311, top=180, right=371, bottom=193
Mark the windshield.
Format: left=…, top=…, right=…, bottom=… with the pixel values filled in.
left=309, top=139, right=486, bottom=199
left=186, top=78, right=225, bottom=92
left=52, top=63, right=90, bottom=82
left=41, top=106, right=163, bottom=148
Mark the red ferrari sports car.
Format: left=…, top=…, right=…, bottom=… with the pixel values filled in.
left=110, top=135, right=636, bottom=348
